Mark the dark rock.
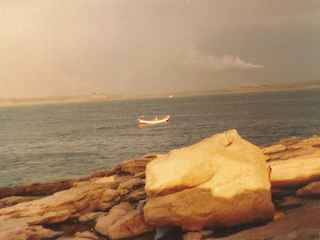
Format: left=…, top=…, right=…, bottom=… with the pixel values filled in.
left=296, top=181, right=320, bottom=197
left=277, top=196, right=304, bottom=208
left=206, top=199, right=320, bottom=240
left=120, top=154, right=160, bottom=174
left=0, top=179, right=75, bottom=199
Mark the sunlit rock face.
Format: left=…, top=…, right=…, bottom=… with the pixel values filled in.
left=143, top=129, right=275, bottom=231
left=266, top=136, right=320, bottom=190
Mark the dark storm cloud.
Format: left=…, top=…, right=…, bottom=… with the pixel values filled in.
left=0, top=0, right=319, bottom=98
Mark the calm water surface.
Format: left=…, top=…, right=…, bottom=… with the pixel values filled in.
left=1, top=88, right=319, bottom=188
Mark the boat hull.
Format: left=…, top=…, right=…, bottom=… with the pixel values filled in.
left=138, top=116, right=170, bottom=124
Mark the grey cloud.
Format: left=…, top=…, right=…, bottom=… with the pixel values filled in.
left=0, top=0, right=319, bottom=98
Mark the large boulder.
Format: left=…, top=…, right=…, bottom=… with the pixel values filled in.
left=143, top=129, right=274, bottom=231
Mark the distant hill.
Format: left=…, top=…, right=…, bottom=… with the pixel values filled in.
left=1, top=80, right=319, bottom=106
left=168, top=79, right=320, bottom=96
left=276, top=79, right=320, bottom=89
left=225, top=79, right=320, bottom=93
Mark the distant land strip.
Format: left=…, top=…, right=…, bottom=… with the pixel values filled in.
left=1, top=80, right=320, bottom=106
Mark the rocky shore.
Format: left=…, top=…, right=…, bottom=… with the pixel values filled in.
left=1, top=129, right=320, bottom=240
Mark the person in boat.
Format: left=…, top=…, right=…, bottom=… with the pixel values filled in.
left=141, top=116, right=144, bottom=120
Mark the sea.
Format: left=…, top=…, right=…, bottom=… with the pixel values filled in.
left=1, top=88, right=319, bottom=188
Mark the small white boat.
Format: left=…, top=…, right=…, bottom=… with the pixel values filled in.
left=138, top=115, right=170, bottom=125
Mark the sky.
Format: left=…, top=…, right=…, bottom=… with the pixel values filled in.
left=0, top=0, right=320, bottom=98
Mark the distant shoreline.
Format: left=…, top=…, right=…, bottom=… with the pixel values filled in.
left=1, top=81, right=320, bottom=107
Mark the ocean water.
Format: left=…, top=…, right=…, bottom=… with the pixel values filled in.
left=0, top=88, right=319, bottom=188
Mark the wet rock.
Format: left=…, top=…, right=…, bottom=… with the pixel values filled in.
left=144, top=129, right=274, bottom=231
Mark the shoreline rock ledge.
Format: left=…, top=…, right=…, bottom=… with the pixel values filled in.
left=143, top=129, right=275, bottom=231
left=2, top=129, right=320, bottom=239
